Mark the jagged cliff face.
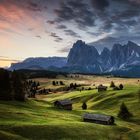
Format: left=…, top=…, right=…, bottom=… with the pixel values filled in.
left=67, top=40, right=100, bottom=66
left=67, top=40, right=102, bottom=73
left=67, top=40, right=140, bottom=73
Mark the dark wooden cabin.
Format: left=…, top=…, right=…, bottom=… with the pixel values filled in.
left=83, top=113, right=114, bottom=125
left=98, top=85, right=107, bottom=92
left=54, top=99, right=72, bottom=110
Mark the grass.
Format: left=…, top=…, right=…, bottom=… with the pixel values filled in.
left=0, top=76, right=140, bottom=140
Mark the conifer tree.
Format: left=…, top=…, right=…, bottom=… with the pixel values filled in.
left=118, top=102, right=132, bottom=119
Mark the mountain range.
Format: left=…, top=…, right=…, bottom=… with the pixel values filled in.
left=66, top=40, right=140, bottom=76
left=9, top=40, right=140, bottom=77
left=9, top=57, right=67, bottom=70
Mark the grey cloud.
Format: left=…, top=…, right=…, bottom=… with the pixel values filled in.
left=56, top=25, right=67, bottom=29
left=50, top=32, right=63, bottom=42
left=36, top=35, right=42, bottom=39
left=47, top=20, right=55, bottom=25
left=64, top=29, right=81, bottom=38
left=54, top=0, right=95, bottom=28
left=91, top=0, right=109, bottom=10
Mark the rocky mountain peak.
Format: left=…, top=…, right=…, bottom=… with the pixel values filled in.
left=127, top=41, right=138, bottom=47
left=73, top=40, right=85, bottom=48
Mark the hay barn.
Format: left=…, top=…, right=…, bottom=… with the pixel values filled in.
left=54, top=99, right=72, bottom=110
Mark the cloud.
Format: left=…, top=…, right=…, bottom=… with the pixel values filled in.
left=47, top=20, right=55, bottom=25
left=64, top=29, right=81, bottom=38
left=54, top=0, right=95, bottom=28
left=58, top=42, right=73, bottom=53
left=91, top=0, right=109, bottom=10
left=27, top=1, right=41, bottom=12
left=0, top=56, right=19, bottom=62
left=58, top=47, right=71, bottom=53
left=50, top=32, right=63, bottom=42
left=56, top=24, right=67, bottom=29
left=36, top=35, right=42, bottom=39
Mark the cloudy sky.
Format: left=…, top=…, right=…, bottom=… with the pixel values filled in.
left=0, top=0, right=140, bottom=67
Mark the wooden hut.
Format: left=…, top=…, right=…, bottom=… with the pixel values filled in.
left=54, top=99, right=72, bottom=110
left=83, top=113, right=114, bottom=125
left=98, top=85, right=107, bottom=92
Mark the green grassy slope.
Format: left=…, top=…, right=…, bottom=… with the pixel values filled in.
left=0, top=85, right=140, bottom=140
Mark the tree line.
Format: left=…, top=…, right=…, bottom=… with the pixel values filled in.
left=0, top=69, right=27, bottom=101
left=0, top=69, right=41, bottom=101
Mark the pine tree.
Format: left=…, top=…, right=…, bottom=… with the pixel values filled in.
left=119, top=84, right=124, bottom=90
left=52, top=81, right=56, bottom=86
left=118, top=102, right=132, bottom=119
left=0, top=69, right=12, bottom=100
left=60, top=81, right=64, bottom=85
left=110, top=81, right=115, bottom=88
left=82, top=102, right=87, bottom=110
left=12, top=71, right=26, bottom=101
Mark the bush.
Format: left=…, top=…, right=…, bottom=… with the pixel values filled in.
left=118, top=102, right=132, bottom=120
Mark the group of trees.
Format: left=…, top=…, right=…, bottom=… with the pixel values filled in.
left=27, top=80, right=40, bottom=98
left=0, top=69, right=42, bottom=101
left=110, top=81, right=124, bottom=90
left=52, top=81, right=64, bottom=86
left=0, top=69, right=27, bottom=101
left=39, top=88, right=51, bottom=94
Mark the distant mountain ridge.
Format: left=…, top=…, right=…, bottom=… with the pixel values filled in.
left=9, top=40, right=140, bottom=77
left=9, top=57, right=67, bottom=70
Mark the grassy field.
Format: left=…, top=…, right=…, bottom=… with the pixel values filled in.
left=0, top=75, right=140, bottom=140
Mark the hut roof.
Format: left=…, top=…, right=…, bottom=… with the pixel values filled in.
left=83, top=113, right=113, bottom=122
left=56, top=99, right=72, bottom=105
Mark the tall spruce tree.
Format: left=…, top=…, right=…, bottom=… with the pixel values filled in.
left=12, top=71, right=26, bottom=101
left=118, top=102, right=132, bottom=120
left=0, top=69, right=12, bottom=100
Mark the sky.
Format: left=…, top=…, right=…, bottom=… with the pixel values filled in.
left=0, top=0, right=140, bottom=67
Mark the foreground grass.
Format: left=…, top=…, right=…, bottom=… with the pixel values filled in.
left=0, top=84, right=140, bottom=140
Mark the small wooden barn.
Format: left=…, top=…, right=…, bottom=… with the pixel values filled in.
left=98, top=85, right=107, bottom=92
left=83, top=113, right=114, bottom=125
left=54, top=99, right=72, bottom=110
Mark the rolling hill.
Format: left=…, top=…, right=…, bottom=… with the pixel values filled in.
left=0, top=81, right=140, bottom=140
